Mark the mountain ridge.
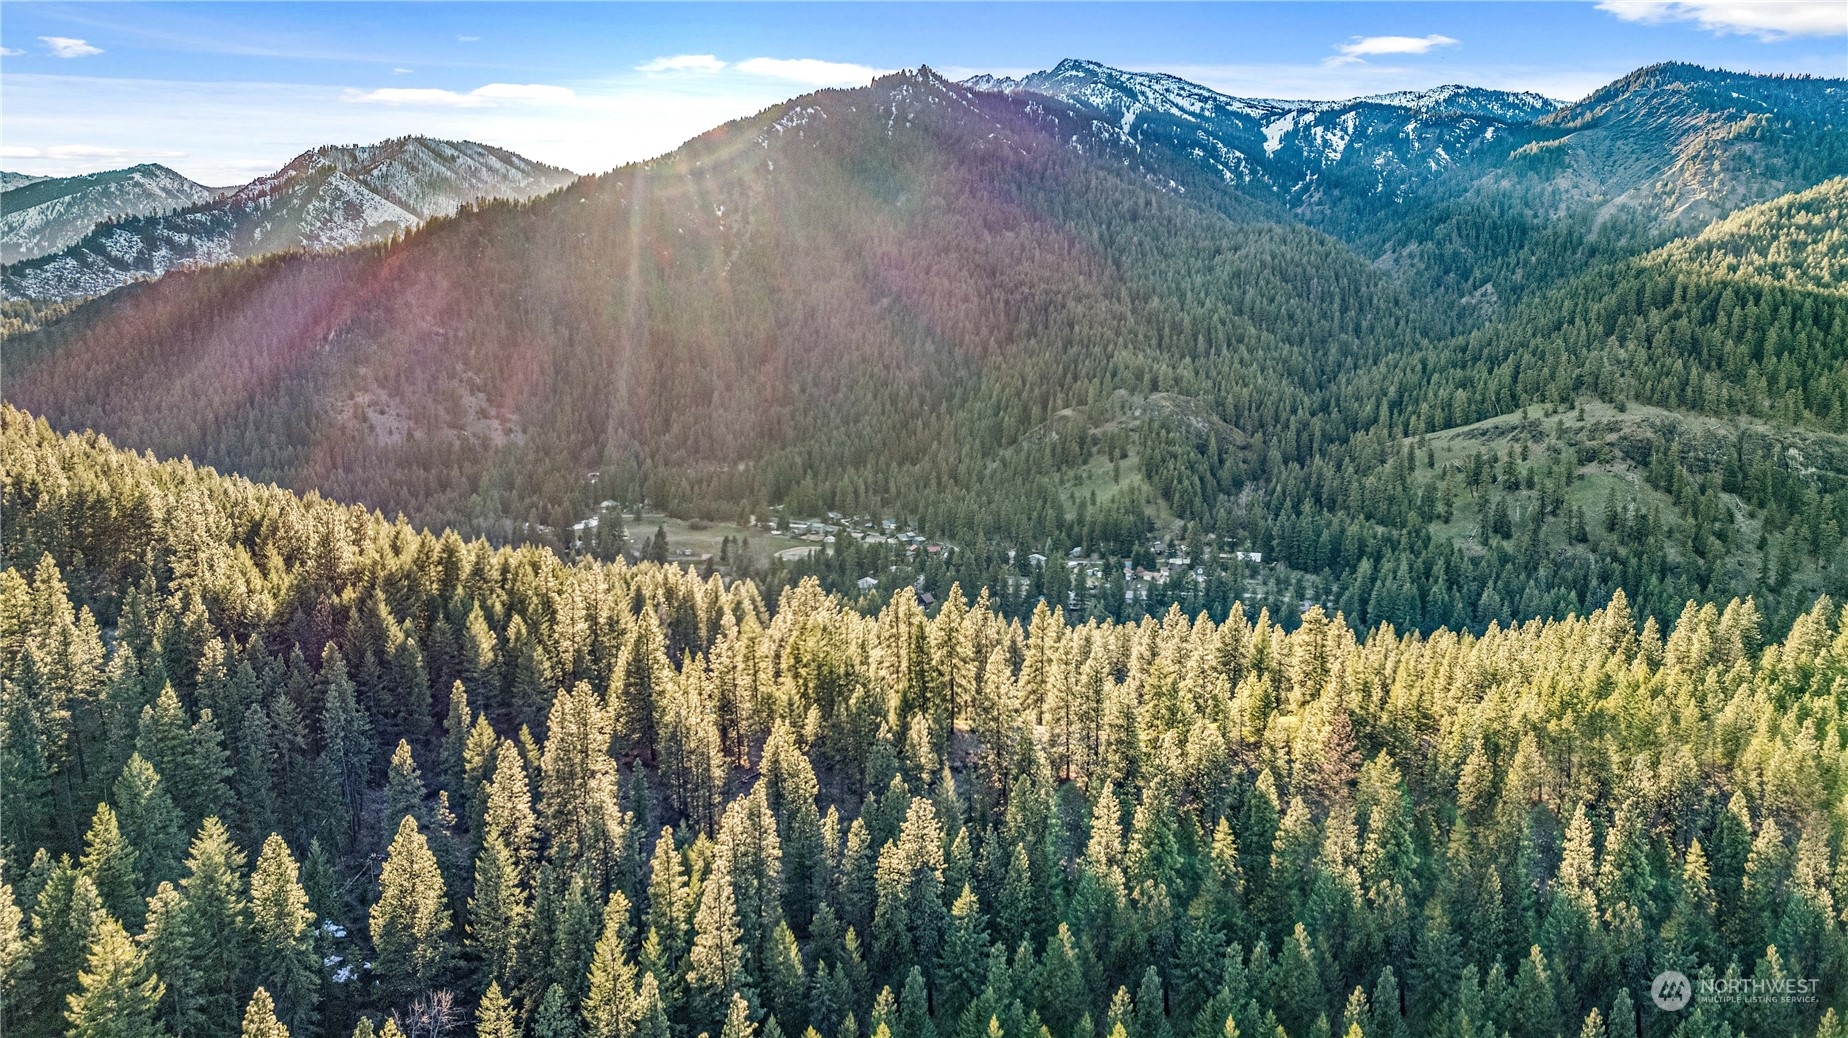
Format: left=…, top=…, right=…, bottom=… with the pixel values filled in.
left=2, top=137, right=577, bottom=302
left=0, top=163, right=219, bottom=264
left=8, top=60, right=1848, bottom=633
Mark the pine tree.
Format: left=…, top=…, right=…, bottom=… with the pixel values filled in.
left=721, top=992, right=757, bottom=1038
left=239, top=989, right=290, bottom=1038
left=112, top=755, right=186, bottom=891
left=371, top=816, right=453, bottom=1005
left=24, top=861, right=103, bottom=1036
left=80, top=805, right=141, bottom=928
left=468, top=835, right=530, bottom=991
left=0, top=870, right=26, bottom=1031
left=477, top=982, right=518, bottom=1038
left=315, top=649, right=373, bottom=850
left=66, top=916, right=165, bottom=1038
left=385, top=741, right=430, bottom=830
left=248, top=835, right=319, bottom=1037
left=688, top=849, right=747, bottom=1024
left=583, top=892, right=638, bottom=1038
left=632, top=973, right=671, bottom=1038
left=898, top=967, right=936, bottom=1038
left=484, top=741, right=538, bottom=878
left=534, top=983, right=579, bottom=1038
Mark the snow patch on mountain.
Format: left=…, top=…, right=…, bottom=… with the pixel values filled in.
left=4, top=138, right=576, bottom=302
left=1, top=164, right=218, bottom=264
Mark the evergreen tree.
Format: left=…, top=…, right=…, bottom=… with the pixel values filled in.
left=66, top=917, right=165, bottom=1038
left=583, top=893, right=638, bottom=1038
left=371, top=817, right=452, bottom=1005
left=248, top=835, right=319, bottom=1037
left=239, top=989, right=290, bottom=1038
left=477, top=982, right=518, bottom=1038
left=80, top=805, right=141, bottom=928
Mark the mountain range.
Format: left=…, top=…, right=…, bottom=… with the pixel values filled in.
left=7, top=58, right=1847, bottom=631
left=2, top=137, right=576, bottom=301
left=0, top=163, right=221, bottom=265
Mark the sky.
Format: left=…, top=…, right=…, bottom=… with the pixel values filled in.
left=2, top=1, right=1843, bottom=185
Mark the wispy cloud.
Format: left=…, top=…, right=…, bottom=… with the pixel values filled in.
left=1, top=143, right=183, bottom=160
left=636, top=54, right=884, bottom=86
left=342, top=82, right=575, bottom=107
left=1596, top=1, right=1846, bottom=39
left=732, top=57, right=889, bottom=87
left=391, top=67, right=413, bottom=75
left=1, top=46, right=24, bottom=57
left=1326, top=33, right=1459, bottom=66
left=456, top=35, right=480, bottom=43
left=637, top=54, right=727, bottom=74
left=41, top=36, right=104, bottom=58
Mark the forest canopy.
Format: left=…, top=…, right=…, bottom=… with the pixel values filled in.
left=4, top=407, right=1848, bottom=1038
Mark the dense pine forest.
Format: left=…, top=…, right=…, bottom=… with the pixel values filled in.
left=8, top=406, right=1848, bottom=1038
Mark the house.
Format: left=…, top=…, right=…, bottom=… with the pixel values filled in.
left=856, top=576, right=878, bottom=591
left=1026, top=553, right=1047, bottom=567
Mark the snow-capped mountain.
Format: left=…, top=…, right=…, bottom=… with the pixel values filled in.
left=1, top=164, right=219, bottom=264
left=1338, top=84, right=1562, bottom=122
left=967, top=60, right=1567, bottom=208
left=3, top=138, right=576, bottom=301
left=968, top=59, right=1842, bottom=231
left=0, top=172, right=50, bottom=191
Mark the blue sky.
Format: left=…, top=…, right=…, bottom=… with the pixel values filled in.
left=3, top=1, right=1843, bottom=183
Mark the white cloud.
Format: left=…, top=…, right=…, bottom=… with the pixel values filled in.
left=1596, top=1, right=1846, bottom=38
left=733, top=57, right=889, bottom=87
left=637, top=54, right=728, bottom=74
left=1, top=143, right=183, bottom=161
left=45, top=144, right=130, bottom=158
left=391, top=67, right=414, bottom=75
left=342, top=82, right=576, bottom=107
left=633, top=54, right=888, bottom=86
left=471, top=83, right=575, bottom=102
left=456, top=35, right=480, bottom=42
left=1, top=46, right=24, bottom=57
left=1326, top=33, right=1459, bottom=66
left=41, top=36, right=103, bottom=58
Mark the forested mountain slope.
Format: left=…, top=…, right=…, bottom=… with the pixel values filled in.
left=4, top=68, right=1439, bottom=544
left=1244, top=176, right=1848, bottom=635
left=2, top=139, right=576, bottom=302
left=6, top=406, right=1848, bottom=1038
left=5, top=65, right=1846, bottom=639
left=1650, top=177, right=1848, bottom=293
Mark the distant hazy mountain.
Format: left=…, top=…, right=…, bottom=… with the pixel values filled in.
left=0, top=163, right=218, bottom=264
left=3, top=137, right=576, bottom=301
left=0, top=172, right=51, bottom=191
